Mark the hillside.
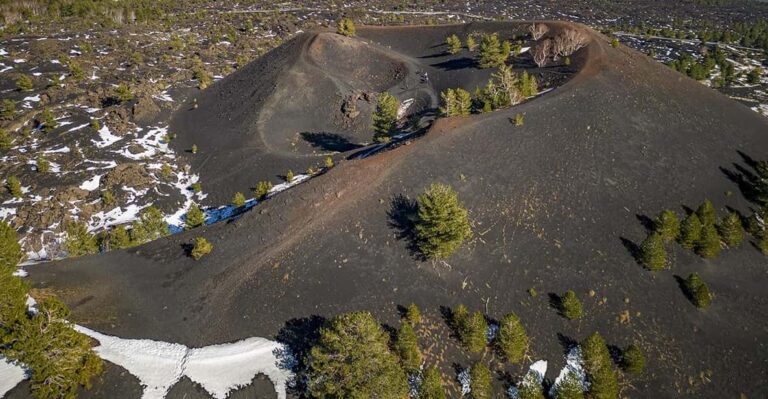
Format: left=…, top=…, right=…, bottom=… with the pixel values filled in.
left=19, top=21, right=768, bottom=398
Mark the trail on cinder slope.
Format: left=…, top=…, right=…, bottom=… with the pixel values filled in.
left=30, top=23, right=768, bottom=398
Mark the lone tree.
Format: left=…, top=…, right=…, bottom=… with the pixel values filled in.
left=414, top=183, right=472, bottom=259
left=232, top=192, right=246, bottom=208
left=254, top=180, right=273, bottom=200
left=469, top=362, right=492, bottom=399
left=64, top=220, right=98, bottom=257
left=582, top=332, right=619, bottom=399
left=307, top=311, right=408, bottom=397
left=655, top=210, right=680, bottom=242
left=718, top=212, right=744, bottom=248
left=6, top=175, right=22, bottom=198
left=190, top=237, right=213, bottom=260
left=496, top=312, right=529, bottom=363
left=419, top=365, right=446, bottom=399
left=640, top=232, right=667, bottom=271
left=372, top=92, right=400, bottom=143
left=446, top=34, right=462, bottom=54
left=679, top=213, right=703, bottom=250
left=395, top=322, right=422, bottom=372
left=337, top=18, right=356, bottom=37
left=16, top=74, right=33, bottom=91
left=685, top=272, right=712, bottom=308
left=477, top=33, right=510, bottom=68
left=559, top=290, right=583, bottom=320
left=185, top=203, right=205, bottom=229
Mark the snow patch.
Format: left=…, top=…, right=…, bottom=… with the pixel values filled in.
left=79, top=174, right=102, bottom=191
left=92, top=124, right=122, bottom=148
left=0, top=356, right=27, bottom=397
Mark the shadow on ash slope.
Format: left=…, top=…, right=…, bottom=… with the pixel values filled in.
left=1, top=325, right=294, bottom=399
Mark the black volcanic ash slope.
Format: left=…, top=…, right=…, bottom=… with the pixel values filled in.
left=30, top=22, right=768, bottom=398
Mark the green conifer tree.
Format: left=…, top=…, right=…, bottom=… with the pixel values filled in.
left=560, top=290, right=583, bottom=320
left=439, top=88, right=457, bottom=117
left=405, top=303, right=421, bottom=325
left=414, top=183, right=472, bottom=259
left=185, top=203, right=205, bottom=229
left=717, top=212, right=744, bottom=248
left=337, top=18, right=356, bottom=36
left=640, top=232, right=667, bottom=271
left=131, top=206, right=169, bottom=244
left=466, top=35, right=477, bottom=51
left=518, top=372, right=545, bottom=399
left=696, top=199, right=717, bottom=227
left=685, top=272, right=712, bottom=308
left=469, top=362, right=492, bottom=399
left=622, top=344, right=645, bottom=375
left=419, top=365, right=446, bottom=399
left=581, top=332, right=619, bottom=399
left=232, top=192, right=246, bottom=208
left=372, top=92, right=400, bottom=143
left=696, top=222, right=721, bottom=259
left=679, top=213, right=702, bottom=250
left=395, top=322, right=422, bottom=372
left=496, top=312, right=529, bottom=363
left=553, top=371, right=584, bottom=399
left=64, top=221, right=98, bottom=257
left=462, top=311, right=488, bottom=353
left=446, top=34, right=462, bottom=54
left=478, top=33, right=506, bottom=68
left=254, top=180, right=273, bottom=200
left=108, top=225, right=132, bottom=250
left=655, top=210, right=680, bottom=242
left=191, top=237, right=213, bottom=260
left=455, top=88, right=472, bottom=116
left=6, top=176, right=21, bottom=198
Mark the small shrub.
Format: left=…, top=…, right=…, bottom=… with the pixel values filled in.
left=16, top=75, right=33, bottom=91
left=611, top=37, right=620, bottom=47
left=101, top=191, right=115, bottom=206
left=679, top=213, right=702, bottom=250
left=35, top=156, right=50, bottom=173
left=469, top=362, right=492, bottom=399
left=115, top=83, right=133, bottom=102
left=515, top=113, right=525, bottom=126
left=232, top=192, right=246, bottom=208
left=405, top=303, right=421, bottom=325
left=190, top=237, right=213, bottom=260
left=161, top=163, right=173, bottom=180
left=1, top=99, right=17, bottom=119
left=622, top=344, right=645, bottom=375
left=90, top=118, right=100, bottom=131
left=466, top=35, right=477, bottom=51
left=496, top=312, right=529, bottom=363
left=39, top=108, right=58, bottom=133
left=191, top=144, right=198, bottom=154
left=64, top=221, right=98, bottom=257
left=286, top=169, right=294, bottom=183
left=6, top=176, right=22, bottom=198
left=254, top=180, right=273, bottom=200
left=185, top=203, right=205, bottom=229
left=717, top=212, right=744, bottom=248
left=108, top=225, right=132, bottom=250
left=0, top=129, right=11, bottom=150
left=337, top=18, right=356, bottom=37
left=685, top=272, right=711, bottom=308
left=655, top=210, right=680, bottom=241
left=395, top=322, right=422, bottom=372
left=191, top=182, right=202, bottom=193
left=446, top=34, right=462, bottom=54
left=559, top=290, right=583, bottom=320
left=640, top=232, right=667, bottom=271
left=324, top=156, right=334, bottom=168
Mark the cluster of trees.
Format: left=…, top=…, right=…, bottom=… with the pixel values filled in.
left=451, top=305, right=530, bottom=364
left=440, top=66, right=538, bottom=118
left=69, top=206, right=170, bottom=254
left=667, top=46, right=734, bottom=85
left=414, top=183, right=472, bottom=259
left=616, top=19, right=768, bottom=53
left=476, top=33, right=512, bottom=68
left=1, top=0, right=174, bottom=26
left=0, top=221, right=103, bottom=399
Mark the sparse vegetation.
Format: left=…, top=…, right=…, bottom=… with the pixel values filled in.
left=190, top=237, right=213, bottom=260
left=414, top=183, right=471, bottom=259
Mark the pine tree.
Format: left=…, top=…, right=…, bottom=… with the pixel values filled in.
left=6, top=176, right=21, bottom=198
left=419, top=366, right=446, bottom=399
left=131, top=206, right=169, bottom=243
left=696, top=222, right=721, bottom=259
left=232, top=192, right=246, bottom=208
left=560, top=290, right=583, bottom=320
left=0, top=221, right=24, bottom=271
left=518, top=372, right=545, bottom=399
left=581, top=332, right=619, bottom=399
left=414, top=183, right=472, bottom=259
left=478, top=33, right=506, bottom=68
left=5, top=298, right=103, bottom=399
left=405, top=303, right=421, bottom=325
left=492, top=65, right=523, bottom=107
left=696, top=199, right=717, bottom=227
left=656, top=210, right=680, bottom=242
left=286, top=169, right=294, bottom=183
left=324, top=156, right=334, bottom=169
left=466, top=35, right=477, bottom=51
left=622, top=344, right=645, bottom=375
left=553, top=371, right=585, bottom=399
left=39, top=108, right=58, bottom=133
left=254, top=180, right=273, bottom=200
left=307, top=311, right=408, bottom=397
left=108, top=225, right=132, bottom=250
left=64, top=220, right=98, bottom=257
left=191, top=237, right=213, bottom=260
left=496, top=312, right=529, bottom=363
left=679, top=213, right=702, bottom=250
left=372, top=92, right=400, bottom=143
left=35, top=156, right=50, bottom=173
left=461, top=311, right=488, bottom=353
left=718, top=212, right=744, bottom=248
left=185, top=203, right=205, bottom=229
left=337, top=18, right=356, bottom=37
left=455, top=88, right=472, bottom=116
left=469, top=362, right=492, bottom=399
left=446, top=34, right=462, bottom=54
left=640, top=232, right=667, bottom=271
left=16, top=75, right=33, bottom=91
left=0, top=128, right=12, bottom=150
left=115, top=83, right=133, bottom=102
left=439, top=88, right=456, bottom=117
left=685, top=272, right=712, bottom=308
left=452, top=304, right=469, bottom=333
left=395, top=322, right=422, bottom=372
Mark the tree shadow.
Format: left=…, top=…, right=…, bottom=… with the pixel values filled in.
left=607, top=344, right=624, bottom=366
left=430, top=57, right=477, bottom=71
left=275, top=315, right=326, bottom=368
left=387, top=194, right=424, bottom=260
left=556, top=332, right=578, bottom=353
left=300, top=132, right=362, bottom=153
left=673, top=274, right=694, bottom=306
left=720, top=151, right=768, bottom=205
left=636, top=214, right=655, bottom=233
left=439, top=305, right=462, bottom=340
left=548, top=292, right=564, bottom=316
left=620, top=237, right=642, bottom=265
